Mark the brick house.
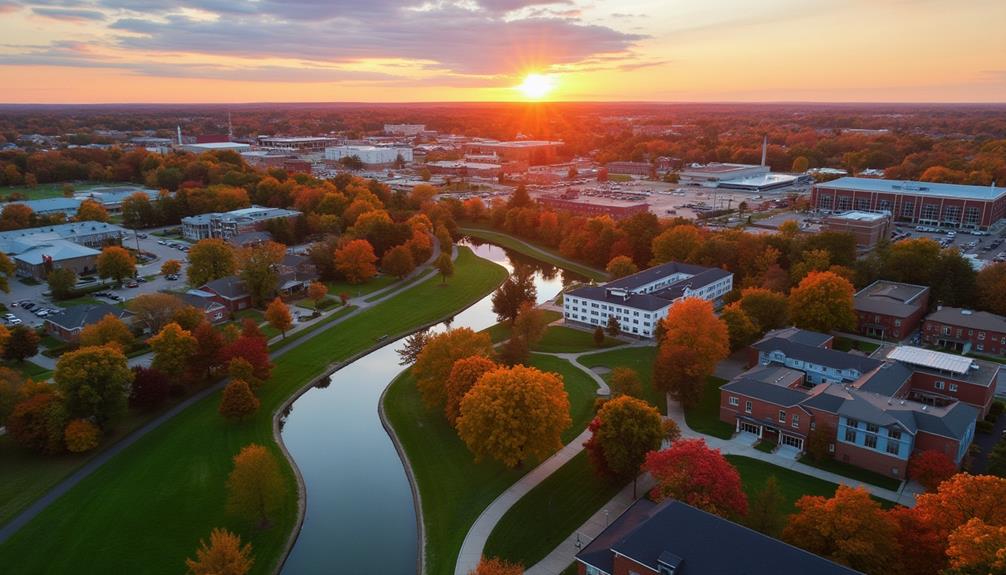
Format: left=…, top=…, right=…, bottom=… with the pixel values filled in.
left=199, top=276, right=252, bottom=313
left=575, top=499, right=861, bottom=575
left=44, top=303, right=134, bottom=342
left=922, top=306, right=1006, bottom=356
left=853, top=280, right=930, bottom=341
left=178, top=292, right=228, bottom=324
left=720, top=329, right=985, bottom=480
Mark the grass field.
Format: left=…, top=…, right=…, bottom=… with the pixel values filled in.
left=0, top=182, right=105, bottom=201
left=461, top=226, right=607, bottom=282
left=577, top=346, right=664, bottom=413
left=0, top=247, right=507, bottom=575
left=532, top=326, right=621, bottom=354
left=684, top=376, right=733, bottom=439
left=384, top=353, right=600, bottom=575
left=483, top=451, right=624, bottom=569
left=727, top=455, right=844, bottom=515
left=833, top=337, right=881, bottom=354
left=483, top=310, right=563, bottom=344
left=2, top=360, right=52, bottom=382
left=798, top=455, right=902, bottom=491
left=327, top=274, right=398, bottom=300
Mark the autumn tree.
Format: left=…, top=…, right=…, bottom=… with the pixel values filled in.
left=381, top=244, right=416, bottom=279
left=187, top=238, right=237, bottom=287
left=605, top=316, right=621, bottom=337
left=161, top=258, right=182, bottom=277
left=79, top=313, right=134, bottom=351
left=0, top=252, right=13, bottom=294
left=788, top=271, right=856, bottom=333
left=96, top=245, right=136, bottom=285
left=644, top=439, right=748, bottom=519
left=585, top=395, right=664, bottom=495
left=593, top=327, right=605, bottom=346
left=75, top=198, right=109, bottom=222
left=185, top=528, right=254, bottom=575
left=149, top=322, right=198, bottom=382
left=653, top=298, right=729, bottom=409
left=306, top=281, right=328, bottom=309
left=745, top=476, right=786, bottom=537
left=0, top=367, right=25, bottom=426
left=908, top=450, right=958, bottom=492
left=468, top=557, right=523, bottom=575
left=491, top=268, right=536, bottom=323
left=396, top=329, right=430, bottom=366
left=782, top=485, right=901, bottom=574
left=721, top=303, right=759, bottom=351
left=738, top=287, right=789, bottom=332
left=609, top=368, right=643, bottom=400
left=54, top=345, right=133, bottom=427
left=264, top=297, right=292, bottom=339
left=127, top=292, right=188, bottom=333
left=457, top=365, right=571, bottom=468
left=4, top=325, right=39, bottom=363
left=47, top=267, right=77, bottom=300
left=221, top=332, right=272, bottom=385
left=444, top=355, right=497, bottom=426
left=237, top=241, right=285, bottom=307
left=913, top=474, right=1006, bottom=543
left=435, top=252, right=454, bottom=284
left=335, top=239, right=378, bottom=285
left=129, top=366, right=170, bottom=411
left=64, top=418, right=100, bottom=453
left=191, top=322, right=226, bottom=379
left=651, top=225, right=701, bottom=264
left=412, top=328, right=494, bottom=409
left=977, top=262, right=1006, bottom=316
left=226, top=443, right=284, bottom=527
left=6, top=391, right=67, bottom=453
left=219, top=379, right=260, bottom=421
left=172, top=305, right=205, bottom=332
left=804, top=423, right=835, bottom=463
left=606, top=255, right=638, bottom=279
left=946, top=518, right=1006, bottom=575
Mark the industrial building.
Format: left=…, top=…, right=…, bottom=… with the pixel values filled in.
left=811, top=177, right=1006, bottom=230
left=383, top=124, right=426, bottom=136
left=180, top=142, right=252, bottom=154
left=0, top=221, right=127, bottom=280
left=324, top=145, right=413, bottom=166
left=461, top=140, right=563, bottom=165
left=822, top=210, right=892, bottom=248
left=181, top=206, right=302, bottom=241
left=8, top=197, right=81, bottom=217
left=538, top=193, right=650, bottom=220
left=256, top=136, right=338, bottom=152
left=679, top=163, right=770, bottom=187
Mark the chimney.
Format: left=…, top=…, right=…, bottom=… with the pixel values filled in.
left=177, top=126, right=183, bottom=146
left=760, top=135, right=768, bottom=167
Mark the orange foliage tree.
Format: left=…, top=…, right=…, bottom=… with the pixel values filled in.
left=306, top=281, right=328, bottom=307
left=78, top=313, right=134, bottom=351
left=264, top=297, right=292, bottom=339
left=226, top=443, right=284, bottom=528
left=653, top=298, right=729, bottom=409
left=219, top=379, right=260, bottom=421
left=788, top=271, right=856, bottom=333
left=977, top=262, right=1006, bottom=316
left=412, top=328, right=494, bottom=410
left=782, top=485, right=901, bottom=574
left=946, top=518, right=1006, bottom=574
left=468, top=556, right=523, bottom=575
left=149, top=322, right=198, bottom=382
left=334, top=239, right=378, bottom=285
left=457, top=365, right=571, bottom=468
left=643, top=438, right=747, bottom=519
left=444, top=355, right=497, bottom=427
left=63, top=418, right=100, bottom=453
left=185, top=528, right=254, bottom=575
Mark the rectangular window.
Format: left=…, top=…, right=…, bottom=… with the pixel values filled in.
left=729, top=396, right=739, bottom=406
left=889, top=428, right=902, bottom=440
left=935, top=381, right=945, bottom=390
left=844, top=428, right=856, bottom=442
left=792, top=414, right=800, bottom=428
left=949, top=383, right=958, bottom=392
left=779, top=410, right=786, bottom=423
left=865, top=435, right=878, bottom=449
left=866, top=423, right=879, bottom=434
left=846, top=418, right=859, bottom=429
left=745, top=401, right=752, bottom=414
left=886, top=442, right=899, bottom=455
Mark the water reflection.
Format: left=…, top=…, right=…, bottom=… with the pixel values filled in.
left=279, top=241, right=583, bottom=575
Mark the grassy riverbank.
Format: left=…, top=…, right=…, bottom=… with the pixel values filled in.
left=461, top=226, right=608, bottom=282
left=0, top=247, right=506, bottom=575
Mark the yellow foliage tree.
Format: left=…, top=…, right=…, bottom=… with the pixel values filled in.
left=219, top=379, right=260, bottom=421
left=264, top=297, right=292, bottom=339
left=185, top=528, right=254, bottom=575
left=79, top=313, right=134, bottom=351
left=149, top=322, right=198, bottom=381
left=412, top=328, right=494, bottom=409
left=226, top=443, right=284, bottom=528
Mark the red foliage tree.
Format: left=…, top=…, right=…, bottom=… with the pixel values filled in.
left=222, top=335, right=272, bottom=383
left=643, top=438, right=748, bottom=519
left=191, top=321, right=227, bottom=379
left=908, top=450, right=958, bottom=492
left=6, top=392, right=66, bottom=454
left=129, top=366, right=170, bottom=411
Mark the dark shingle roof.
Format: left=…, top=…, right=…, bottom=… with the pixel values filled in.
left=577, top=499, right=862, bottom=575
left=857, top=362, right=913, bottom=396
left=201, top=276, right=249, bottom=299
left=854, top=280, right=929, bottom=318
left=606, top=261, right=715, bottom=290
left=46, top=303, right=132, bottom=331
left=567, top=285, right=672, bottom=312
left=926, top=307, right=1006, bottom=334
left=754, top=337, right=882, bottom=374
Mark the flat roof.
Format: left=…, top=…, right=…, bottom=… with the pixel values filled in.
left=887, top=346, right=973, bottom=375
left=183, top=142, right=250, bottom=150
left=681, top=163, right=765, bottom=175
left=828, top=210, right=889, bottom=221
left=465, top=140, right=563, bottom=148
left=816, top=177, right=1006, bottom=201
left=258, top=137, right=337, bottom=142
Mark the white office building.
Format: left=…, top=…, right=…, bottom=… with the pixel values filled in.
left=563, top=262, right=733, bottom=338
left=324, top=145, right=413, bottom=165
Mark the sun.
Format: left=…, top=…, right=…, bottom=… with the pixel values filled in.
left=517, top=73, right=556, bottom=100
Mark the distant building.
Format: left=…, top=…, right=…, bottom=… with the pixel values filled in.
left=0, top=221, right=126, bottom=280
left=257, top=136, right=338, bottom=152
left=575, top=498, right=861, bottom=575
left=324, top=145, right=412, bottom=166
left=679, top=163, right=769, bottom=187
left=606, top=161, right=653, bottom=177
left=461, top=140, right=563, bottom=165
left=45, top=303, right=133, bottom=342
left=822, top=210, right=892, bottom=249
left=76, top=186, right=161, bottom=214
left=199, top=276, right=252, bottom=313
left=563, top=262, right=733, bottom=338
left=923, top=307, right=1006, bottom=357
left=383, top=124, right=426, bottom=136
left=8, top=197, right=82, bottom=217
left=811, top=177, right=1006, bottom=230
left=180, top=142, right=252, bottom=154
left=539, top=193, right=650, bottom=220
left=181, top=206, right=301, bottom=241
left=179, top=291, right=228, bottom=324
left=853, top=280, right=930, bottom=341
left=425, top=160, right=501, bottom=177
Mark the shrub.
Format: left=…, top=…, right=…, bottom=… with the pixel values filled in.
left=64, top=419, right=100, bottom=453
left=977, top=420, right=995, bottom=434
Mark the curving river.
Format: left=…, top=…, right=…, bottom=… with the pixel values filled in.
left=279, top=240, right=587, bottom=574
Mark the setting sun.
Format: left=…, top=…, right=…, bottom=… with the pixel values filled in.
left=517, top=73, right=556, bottom=100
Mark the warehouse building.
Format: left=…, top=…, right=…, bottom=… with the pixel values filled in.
left=324, top=145, right=413, bottom=166
left=181, top=206, right=301, bottom=241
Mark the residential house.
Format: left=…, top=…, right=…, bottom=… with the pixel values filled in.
left=853, top=280, right=930, bottom=341
left=199, top=276, right=252, bottom=313
left=575, top=498, right=861, bottom=575
left=179, top=291, right=228, bottom=324
left=922, top=307, right=1006, bottom=356
left=45, top=303, right=134, bottom=341
left=276, top=253, right=319, bottom=296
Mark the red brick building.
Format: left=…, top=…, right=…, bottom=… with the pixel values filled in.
left=811, top=177, right=1006, bottom=230
left=923, top=306, right=1006, bottom=357
left=539, top=194, right=650, bottom=220
left=853, top=280, right=930, bottom=341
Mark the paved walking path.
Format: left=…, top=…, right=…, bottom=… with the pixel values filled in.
left=522, top=392, right=919, bottom=575
left=0, top=237, right=446, bottom=544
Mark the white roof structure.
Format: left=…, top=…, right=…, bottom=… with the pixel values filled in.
left=887, top=346, right=974, bottom=375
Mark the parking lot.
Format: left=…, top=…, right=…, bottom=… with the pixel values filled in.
left=893, top=224, right=1006, bottom=264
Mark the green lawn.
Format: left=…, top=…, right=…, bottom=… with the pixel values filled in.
left=384, top=353, right=600, bottom=575
left=683, top=376, right=733, bottom=439
left=3, top=360, right=52, bottom=382
left=798, top=455, right=902, bottom=491
left=363, top=269, right=437, bottom=303
left=578, top=346, right=664, bottom=413
left=727, top=455, right=842, bottom=515
left=560, top=563, right=579, bottom=575
left=0, top=182, right=104, bottom=201
left=483, top=451, right=624, bottom=569
left=482, top=310, right=563, bottom=344
left=833, top=337, right=881, bottom=354
left=532, top=326, right=621, bottom=354
left=266, top=306, right=357, bottom=353
left=0, top=247, right=507, bottom=575
left=461, top=226, right=608, bottom=282
left=327, top=274, right=398, bottom=300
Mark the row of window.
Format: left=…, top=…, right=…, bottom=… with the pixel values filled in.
left=817, top=195, right=983, bottom=225
left=728, top=396, right=800, bottom=428
left=933, top=380, right=959, bottom=392
left=930, top=324, right=1006, bottom=344
left=844, top=418, right=903, bottom=455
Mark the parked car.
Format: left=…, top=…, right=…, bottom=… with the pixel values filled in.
left=126, top=281, right=139, bottom=288
left=23, top=303, right=34, bottom=310
left=8, top=318, right=22, bottom=326
left=3, top=313, right=15, bottom=321
left=136, top=277, right=148, bottom=283
left=166, top=274, right=179, bottom=281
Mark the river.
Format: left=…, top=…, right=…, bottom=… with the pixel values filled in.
left=279, top=240, right=587, bottom=574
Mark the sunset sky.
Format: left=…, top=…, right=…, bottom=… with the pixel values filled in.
left=0, top=0, right=1003, bottom=103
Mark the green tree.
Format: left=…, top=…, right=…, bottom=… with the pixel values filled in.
left=187, top=238, right=237, bottom=287
left=435, top=252, right=454, bottom=284
left=238, top=241, right=285, bottom=307
left=96, top=246, right=136, bottom=285
left=745, top=476, right=786, bottom=536
left=149, top=322, right=198, bottom=381
left=54, top=345, right=133, bottom=427
left=606, top=316, right=621, bottom=337
left=491, top=268, right=536, bottom=323
left=47, top=267, right=77, bottom=300
left=585, top=395, right=665, bottom=496
left=4, top=325, right=39, bottom=363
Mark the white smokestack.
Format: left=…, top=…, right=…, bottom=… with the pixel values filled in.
left=177, top=126, right=182, bottom=146
left=761, top=135, right=768, bottom=167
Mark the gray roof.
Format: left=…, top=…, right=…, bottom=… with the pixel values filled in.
left=801, top=391, right=847, bottom=413
left=577, top=499, right=862, bottom=575
left=46, top=303, right=132, bottom=331
left=9, top=197, right=82, bottom=214
left=816, top=177, right=1006, bottom=201
left=854, top=280, right=929, bottom=318
left=201, top=276, right=249, bottom=299
left=607, top=261, right=720, bottom=291
left=753, top=336, right=883, bottom=374
left=926, top=307, right=1006, bottom=334
left=567, top=285, right=672, bottom=312
left=721, top=366, right=810, bottom=407
left=857, top=362, right=914, bottom=396
left=12, top=240, right=99, bottom=264
left=765, top=327, right=833, bottom=348
left=568, top=261, right=730, bottom=312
